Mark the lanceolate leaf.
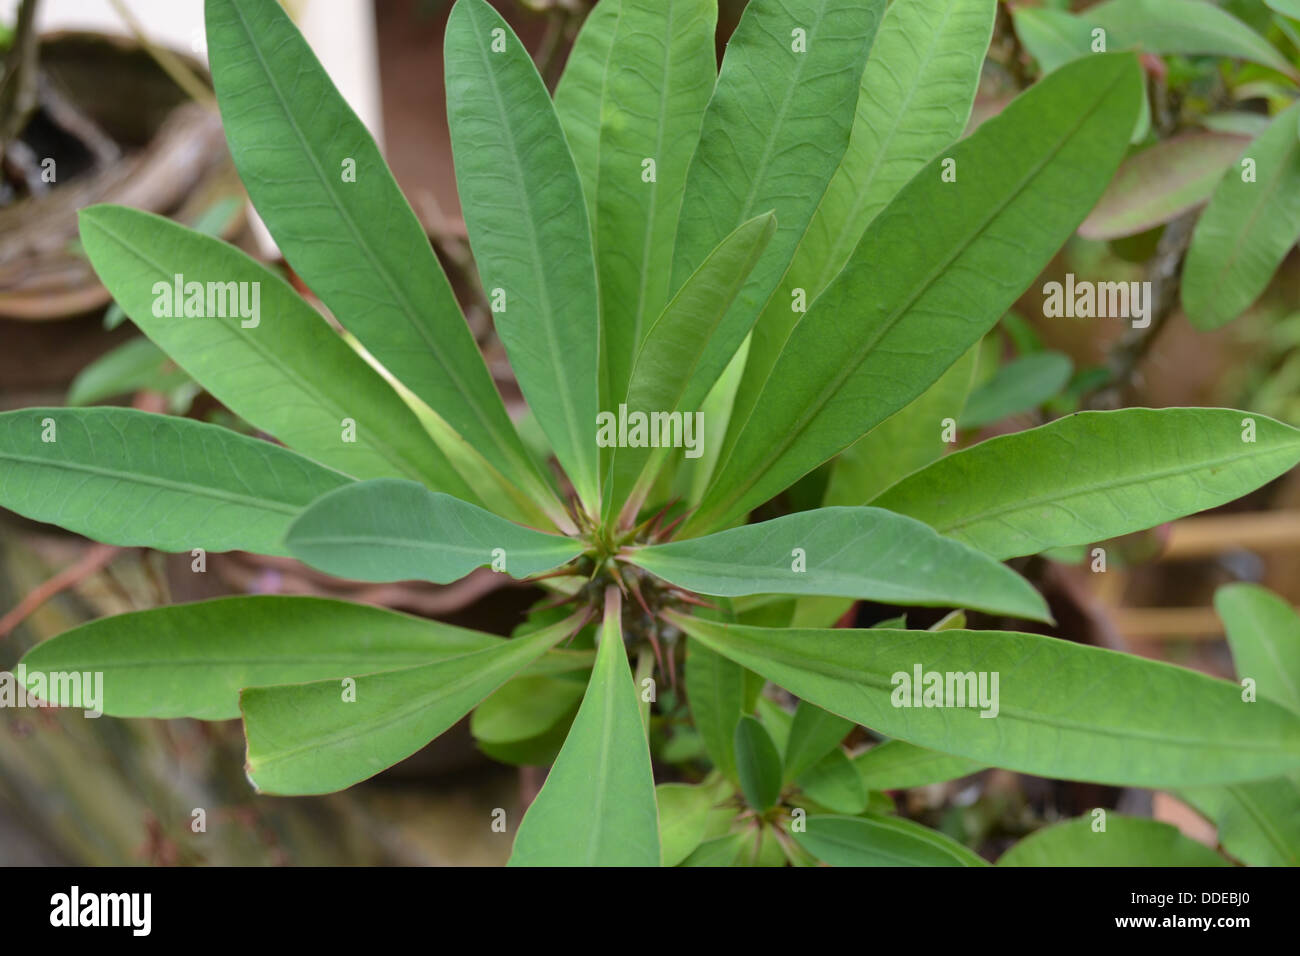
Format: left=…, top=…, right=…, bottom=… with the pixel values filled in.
left=285, top=479, right=582, bottom=584
left=608, top=212, right=777, bottom=517
left=873, top=408, right=1300, bottom=561
left=671, top=0, right=883, bottom=419
left=853, top=740, right=985, bottom=790
left=588, top=0, right=718, bottom=411
left=242, top=610, right=586, bottom=795
left=1179, top=777, right=1300, bottom=866
left=783, top=699, right=853, bottom=783
left=794, top=814, right=988, bottom=867
left=510, top=590, right=660, bottom=866
left=667, top=614, right=1300, bottom=787
left=685, top=636, right=753, bottom=785
left=0, top=408, right=349, bottom=556
left=1216, top=582, right=1300, bottom=715
left=204, top=0, right=553, bottom=510
left=630, top=507, right=1051, bottom=621
left=1182, top=101, right=1300, bottom=330
left=997, top=815, right=1228, bottom=867
left=554, top=0, right=623, bottom=215
left=78, top=206, right=474, bottom=497
left=958, top=351, right=1073, bottom=429
left=732, top=0, right=994, bottom=456
left=734, top=715, right=783, bottom=811
left=445, top=0, right=601, bottom=510
left=20, top=596, right=502, bottom=720
left=686, top=54, right=1143, bottom=535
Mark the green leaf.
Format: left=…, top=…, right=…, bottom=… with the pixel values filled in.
left=686, top=54, right=1143, bottom=534
left=0, top=407, right=349, bottom=556
left=19, top=596, right=502, bottom=720
left=668, top=614, right=1300, bottom=787
left=445, top=0, right=600, bottom=510
left=680, top=832, right=749, bottom=866
left=510, top=591, right=660, bottom=866
left=1079, top=132, right=1251, bottom=240
left=78, top=206, right=473, bottom=496
left=586, top=0, right=718, bottom=412
left=204, top=0, right=552, bottom=509
left=242, top=610, right=584, bottom=795
left=66, top=337, right=190, bottom=407
left=1182, top=102, right=1300, bottom=330
left=285, top=479, right=581, bottom=584
left=796, top=749, right=867, bottom=814
left=1216, top=582, right=1300, bottom=714
left=1011, top=7, right=1094, bottom=74
left=958, top=351, right=1073, bottom=429
left=554, top=0, right=623, bottom=214
left=685, top=636, right=753, bottom=784
left=874, top=408, right=1300, bottom=561
left=630, top=506, right=1051, bottom=621
left=657, top=782, right=721, bottom=868
left=734, top=715, right=783, bottom=811
left=853, top=740, right=985, bottom=790
left=794, top=813, right=987, bottom=867
left=607, top=212, right=778, bottom=519
left=1179, top=777, right=1300, bottom=866
left=782, top=699, right=853, bottom=783
left=470, top=674, right=584, bottom=765
left=824, top=345, right=976, bottom=507
left=673, top=0, right=884, bottom=451
left=997, top=815, right=1228, bottom=866
left=732, top=0, right=994, bottom=458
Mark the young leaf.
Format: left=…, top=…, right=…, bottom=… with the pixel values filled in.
left=284, top=479, right=582, bottom=584
left=1215, top=582, right=1300, bottom=714
left=242, top=610, right=585, bottom=795
left=554, top=0, right=623, bottom=213
left=586, top=0, right=718, bottom=411
left=783, top=699, right=854, bottom=783
left=509, top=590, right=660, bottom=866
left=685, top=636, right=753, bottom=785
left=958, top=351, right=1073, bottom=429
left=671, top=0, right=883, bottom=413
left=729, top=0, right=994, bottom=457
left=796, top=750, right=868, bottom=814
left=685, top=54, right=1143, bottom=534
left=1182, top=102, right=1300, bottom=330
left=997, top=815, right=1228, bottom=867
left=204, top=0, right=553, bottom=510
left=793, top=814, right=987, bottom=867
left=607, top=212, right=778, bottom=517
left=445, top=0, right=601, bottom=510
left=657, top=782, right=722, bottom=868
left=0, top=407, right=349, bottom=556
left=78, top=206, right=475, bottom=497
left=734, top=715, right=783, bottom=811
left=19, top=596, right=500, bottom=720
left=853, top=740, right=985, bottom=790
left=1179, top=777, right=1300, bottom=867
left=667, top=614, right=1300, bottom=787
left=629, top=506, right=1051, bottom=621
left=874, top=408, right=1300, bottom=560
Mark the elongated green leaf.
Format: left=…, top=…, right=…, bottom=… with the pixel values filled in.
left=668, top=614, right=1300, bottom=787
left=735, top=715, right=783, bottom=811
left=19, top=596, right=503, bottom=720
left=783, top=699, right=853, bottom=783
left=587, top=0, right=718, bottom=412
left=853, top=740, right=984, bottom=790
left=204, top=0, right=552, bottom=509
left=445, top=0, right=600, bottom=510
left=1079, top=132, right=1250, bottom=240
left=0, top=408, right=349, bottom=556
left=874, top=408, right=1300, bottom=561
left=78, top=205, right=473, bottom=497
left=471, top=675, right=585, bottom=747
left=685, top=636, right=750, bottom=785
left=732, top=0, right=994, bottom=459
left=1011, top=7, right=1094, bottom=74
left=607, top=212, right=777, bottom=516
left=796, top=750, right=867, bottom=814
left=958, top=351, right=1073, bottom=429
left=1180, top=777, right=1300, bottom=866
left=672, top=0, right=883, bottom=434
left=657, top=782, right=721, bottom=868
left=242, top=610, right=583, bottom=795
left=686, top=54, right=1143, bottom=534
left=794, top=813, right=987, bottom=867
left=285, top=479, right=581, bottom=584
left=824, top=345, right=975, bottom=507
left=1216, top=583, right=1300, bottom=714
left=554, top=0, right=623, bottom=214
left=1182, top=102, right=1300, bottom=330
left=998, top=815, right=1228, bottom=867
left=510, top=591, right=660, bottom=866
left=630, top=506, right=1051, bottom=621
left=66, top=337, right=190, bottom=407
